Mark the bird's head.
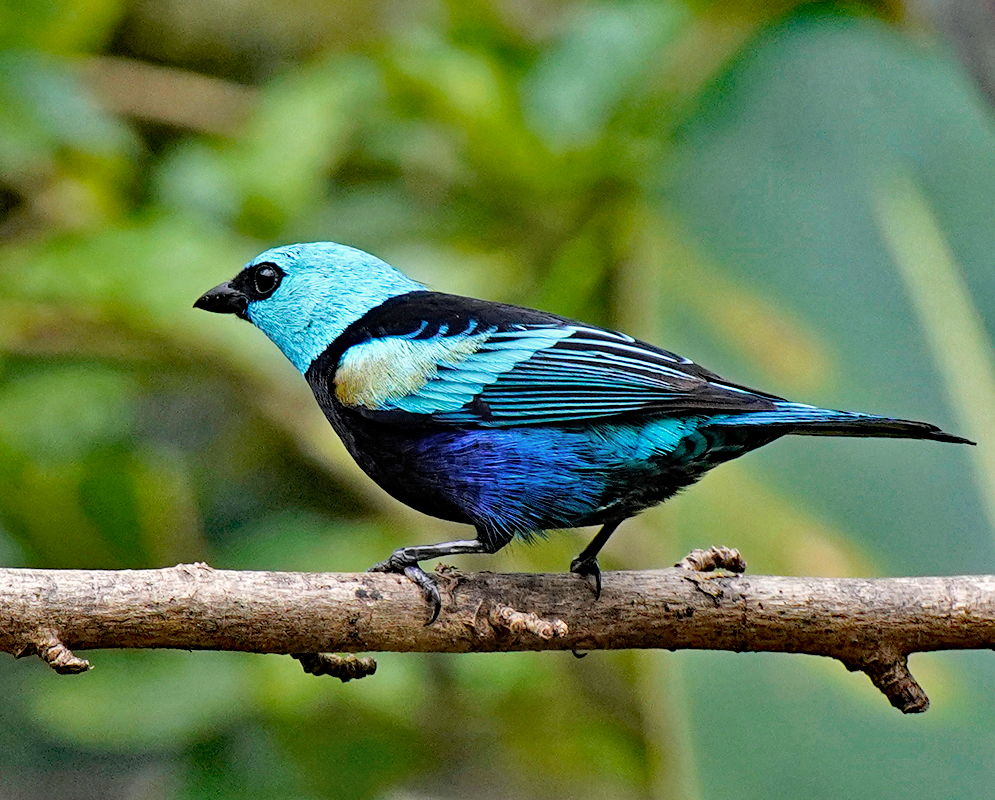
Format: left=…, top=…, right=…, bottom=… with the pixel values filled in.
left=194, top=242, right=424, bottom=373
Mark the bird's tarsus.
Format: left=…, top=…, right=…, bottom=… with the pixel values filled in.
left=569, top=520, right=622, bottom=600
left=570, top=555, right=602, bottom=600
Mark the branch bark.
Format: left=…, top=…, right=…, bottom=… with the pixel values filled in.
left=2, top=555, right=994, bottom=712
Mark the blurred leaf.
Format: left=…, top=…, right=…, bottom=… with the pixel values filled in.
left=534, top=225, right=609, bottom=318
left=30, top=651, right=252, bottom=748
left=393, top=30, right=508, bottom=123
left=231, top=56, right=381, bottom=236
left=3, top=212, right=260, bottom=347
left=0, top=365, right=135, bottom=462
left=0, top=50, right=135, bottom=176
left=522, top=2, right=686, bottom=149
left=0, top=0, right=124, bottom=53
left=875, top=171, right=995, bottom=544
left=0, top=363, right=207, bottom=566
left=663, top=462, right=874, bottom=577
left=154, top=141, right=242, bottom=224
left=215, top=513, right=385, bottom=572
left=181, top=724, right=313, bottom=800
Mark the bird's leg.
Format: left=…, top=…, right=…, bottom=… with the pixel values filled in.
left=368, top=538, right=496, bottom=624
left=570, top=519, right=623, bottom=600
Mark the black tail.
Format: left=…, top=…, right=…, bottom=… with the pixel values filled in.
left=787, top=416, right=974, bottom=445
left=709, top=404, right=975, bottom=445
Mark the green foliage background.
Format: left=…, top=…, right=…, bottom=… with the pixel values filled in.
left=1, top=0, right=994, bottom=797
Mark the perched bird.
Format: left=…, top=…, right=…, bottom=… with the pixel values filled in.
left=195, top=242, right=973, bottom=622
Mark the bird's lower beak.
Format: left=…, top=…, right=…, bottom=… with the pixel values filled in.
left=194, top=281, right=249, bottom=319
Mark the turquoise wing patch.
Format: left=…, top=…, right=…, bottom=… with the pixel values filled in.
left=334, top=326, right=574, bottom=415
left=335, top=323, right=771, bottom=425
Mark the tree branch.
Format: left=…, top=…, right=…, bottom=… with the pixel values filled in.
left=2, top=555, right=994, bottom=713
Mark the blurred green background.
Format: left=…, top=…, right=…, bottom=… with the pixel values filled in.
left=1, top=0, right=994, bottom=797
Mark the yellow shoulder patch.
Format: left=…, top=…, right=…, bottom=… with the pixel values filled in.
left=335, top=335, right=486, bottom=410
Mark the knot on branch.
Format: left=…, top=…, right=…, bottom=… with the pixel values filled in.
left=174, top=561, right=216, bottom=577
left=842, top=654, right=929, bottom=714
left=18, top=630, right=90, bottom=675
left=292, top=653, right=377, bottom=682
left=676, top=546, right=746, bottom=573
left=489, top=604, right=568, bottom=640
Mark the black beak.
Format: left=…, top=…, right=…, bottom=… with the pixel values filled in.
left=194, top=281, right=249, bottom=319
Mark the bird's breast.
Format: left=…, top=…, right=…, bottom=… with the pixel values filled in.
left=324, top=409, right=717, bottom=540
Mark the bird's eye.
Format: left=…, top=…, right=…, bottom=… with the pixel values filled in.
left=251, top=263, right=283, bottom=298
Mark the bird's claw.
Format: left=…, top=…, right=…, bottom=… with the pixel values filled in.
left=368, top=556, right=442, bottom=625
left=404, top=565, right=442, bottom=625
left=570, top=555, right=602, bottom=600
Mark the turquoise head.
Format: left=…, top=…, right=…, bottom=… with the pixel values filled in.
left=194, top=242, right=424, bottom=372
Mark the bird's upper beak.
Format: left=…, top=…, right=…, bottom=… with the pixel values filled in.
left=194, top=281, right=249, bottom=319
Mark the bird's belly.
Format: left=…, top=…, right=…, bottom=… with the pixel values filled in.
left=332, top=413, right=717, bottom=545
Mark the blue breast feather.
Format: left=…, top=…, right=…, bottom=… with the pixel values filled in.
left=409, top=417, right=707, bottom=538
left=408, top=403, right=888, bottom=539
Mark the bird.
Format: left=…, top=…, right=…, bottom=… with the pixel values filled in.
left=195, top=242, right=974, bottom=622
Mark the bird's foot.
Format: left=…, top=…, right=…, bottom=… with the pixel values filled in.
left=368, top=553, right=442, bottom=625
left=570, top=555, right=602, bottom=600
